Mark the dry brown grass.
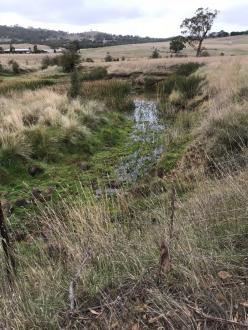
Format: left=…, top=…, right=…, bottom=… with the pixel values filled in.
left=80, top=55, right=248, bottom=78
left=0, top=53, right=56, bottom=70
left=0, top=89, right=106, bottom=134
left=1, top=169, right=247, bottom=329
left=0, top=89, right=105, bottom=161
left=80, top=35, right=248, bottom=61
left=1, top=35, right=247, bottom=74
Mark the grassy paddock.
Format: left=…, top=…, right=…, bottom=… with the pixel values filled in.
left=80, top=35, right=248, bottom=61
left=0, top=53, right=57, bottom=71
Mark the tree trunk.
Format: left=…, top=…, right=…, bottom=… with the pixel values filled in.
left=196, top=39, right=203, bottom=57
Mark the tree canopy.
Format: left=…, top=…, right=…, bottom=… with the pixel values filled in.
left=181, top=8, right=218, bottom=56
left=169, top=36, right=186, bottom=53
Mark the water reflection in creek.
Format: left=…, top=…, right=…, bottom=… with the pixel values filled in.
left=116, top=99, right=165, bottom=183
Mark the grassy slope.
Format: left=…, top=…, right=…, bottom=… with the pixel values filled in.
left=1, top=58, right=248, bottom=328
left=80, top=35, right=248, bottom=60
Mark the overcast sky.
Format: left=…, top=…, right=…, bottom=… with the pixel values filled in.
left=0, top=0, right=247, bottom=37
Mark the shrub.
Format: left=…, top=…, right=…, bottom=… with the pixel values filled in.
left=200, top=50, right=210, bottom=57
left=69, top=68, right=81, bottom=98
left=59, top=51, right=80, bottom=72
left=41, top=56, right=50, bottom=69
left=151, top=48, right=160, bottom=59
left=169, top=36, right=186, bottom=53
left=105, top=53, right=113, bottom=62
left=85, top=58, right=94, bottom=63
left=11, top=61, right=20, bottom=74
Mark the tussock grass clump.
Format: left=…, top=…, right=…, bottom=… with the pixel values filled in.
left=81, top=66, right=108, bottom=81
left=182, top=172, right=248, bottom=252
left=157, top=75, right=177, bottom=98
left=196, top=59, right=248, bottom=170
left=168, top=89, right=185, bottom=107
left=236, top=86, right=248, bottom=102
left=0, top=90, right=114, bottom=165
left=201, top=103, right=248, bottom=165
left=25, top=126, right=62, bottom=162
left=157, top=62, right=203, bottom=98
left=157, top=74, right=205, bottom=119
left=83, top=79, right=130, bottom=99
left=0, top=131, right=31, bottom=165
left=9, top=60, right=20, bottom=74
left=0, top=79, right=56, bottom=94
left=175, top=61, right=203, bottom=76
left=83, top=80, right=133, bottom=111
left=157, top=63, right=205, bottom=113
left=176, top=75, right=204, bottom=99
left=157, top=74, right=204, bottom=102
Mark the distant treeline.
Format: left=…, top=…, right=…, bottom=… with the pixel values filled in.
left=46, top=37, right=172, bottom=50
left=0, top=25, right=247, bottom=50
left=209, top=30, right=248, bottom=38
left=0, top=25, right=171, bottom=49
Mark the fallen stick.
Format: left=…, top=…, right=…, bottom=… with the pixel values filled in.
left=188, top=305, right=248, bottom=328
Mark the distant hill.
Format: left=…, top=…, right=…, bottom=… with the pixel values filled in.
left=0, top=25, right=171, bottom=49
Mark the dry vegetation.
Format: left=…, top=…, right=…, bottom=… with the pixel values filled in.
left=1, top=34, right=247, bottom=72
left=0, top=50, right=248, bottom=329
left=80, top=54, right=247, bottom=78
left=80, top=35, right=248, bottom=61
left=0, top=53, right=56, bottom=71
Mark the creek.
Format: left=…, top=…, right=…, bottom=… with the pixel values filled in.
left=116, top=99, right=165, bottom=183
